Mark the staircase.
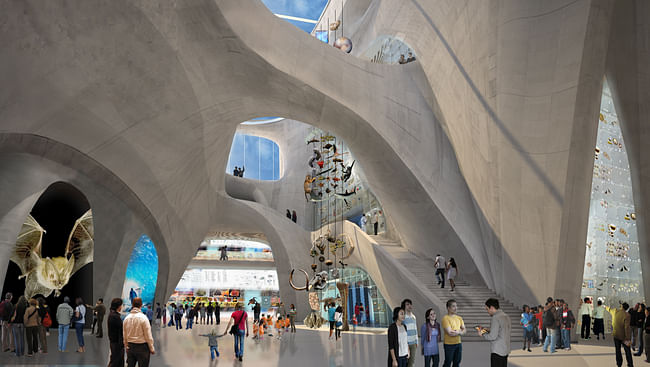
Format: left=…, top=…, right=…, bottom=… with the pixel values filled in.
left=372, top=236, right=524, bottom=342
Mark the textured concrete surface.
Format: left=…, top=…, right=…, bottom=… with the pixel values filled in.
left=0, top=0, right=648, bottom=327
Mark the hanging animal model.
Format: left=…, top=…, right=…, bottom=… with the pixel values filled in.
left=321, top=135, right=335, bottom=141
left=289, top=270, right=328, bottom=291
left=308, top=150, right=322, bottom=168
left=315, top=168, right=332, bottom=177
left=11, top=210, right=94, bottom=298
left=335, top=187, right=357, bottom=198
left=342, top=160, right=355, bottom=182
left=304, top=175, right=317, bottom=200
left=307, top=138, right=320, bottom=144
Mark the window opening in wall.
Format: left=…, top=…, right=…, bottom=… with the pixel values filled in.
left=581, top=79, right=645, bottom=325
left=227, top=133, right=280, bottom=180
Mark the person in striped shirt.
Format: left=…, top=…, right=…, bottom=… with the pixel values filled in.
left=401, top=299, right=418, bottom=367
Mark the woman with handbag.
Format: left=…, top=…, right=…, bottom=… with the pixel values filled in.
left=222, top=303, right=248, bottom=362
left=73, top=297, right=86, bottom=353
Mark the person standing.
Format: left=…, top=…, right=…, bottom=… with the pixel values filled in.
left=215, top=301, right=221, bottom=325
left=92, top=298, right=107, bottom=338
left=155, top=303, right=162, bottom=328
left=593, top=299, right=606, bottom=340
left=1, top=292, right=14, bottom=353
left=631, top=304, right=640, bottom=351
left=520, top=305, right=533, bottom=352
left=434, top=255, right=447, bottom=289
left=420, top=308, right=441, bottom=367
left=11, top=295, right=27, bottom=357
left=219, top=246, right=228, bottom=261
left=612, top=302, right=633, bottom=367
left=74, top=297, right=86, bottom=353
left=446, top=258, right=458, bottom=292
left=108, top=298, right=124, bottom=367
left=24, top=298, right=40, bottom=357
left=206, top=302, right=214, bottom=325
left=388, top=307, right=409, bottom=367
left=360, top=215, right=368, bottom=233
left=334, top=306, right=343, bottom=340
left=441, top=299, right=465, bottom=367
left=291, top=210, right=297, bottom=223
left=286, top=209, right=292, bottom=219
left=478, top=298, right=511, bottom=367
left=36, top=297, right=49, bottom=353
left=56, top=297, right=74, bottom=352
left=634, top=304, right=646, bottom=356
left=289, top=304, right=297, bottom=333
left=252, top=299, right=261, bottom=323
left=542, top=299, right=557, bottom=353
left=372, top=211, right=379, bottom=235
left=174, top=304, right=183, bottom=330
left=401, top=299, right=418, bottom=367
left=222, top=303, right=248, bottom=362
left=328, top=302, right=337, bottom=340
left=560, top=302, right=575, bottom=350
left=579, top=297, right=593, bottom=340
left=199, top=303, right=206, bottom=325
left=123, top=297, right=155, bottom=367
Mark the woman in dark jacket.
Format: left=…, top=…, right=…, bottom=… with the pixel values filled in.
left=11, top=296, right=28, bottom=356
left=388, top=306, right=408, bottom=367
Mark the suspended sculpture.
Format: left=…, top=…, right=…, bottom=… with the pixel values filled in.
left=11, top=210, right=94, bottom=298
left=334, top=37, right=353, bottom=53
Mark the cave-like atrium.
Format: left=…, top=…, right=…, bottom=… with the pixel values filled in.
left=1, top=1, right=649, bottom=366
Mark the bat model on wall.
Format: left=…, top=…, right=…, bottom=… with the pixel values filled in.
left=10, top=210, right=94, bottom=299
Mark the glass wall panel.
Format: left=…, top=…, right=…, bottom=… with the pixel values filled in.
left=226, top=133, right=280, bottom=180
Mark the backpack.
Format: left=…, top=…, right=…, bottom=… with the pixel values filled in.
left=543, top=308, right=555, bottom=328
left=42, top=310, right=52, bottom=327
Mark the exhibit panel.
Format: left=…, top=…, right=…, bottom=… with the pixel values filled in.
left=581, top=79, right=645, bottom=308
left=121, top=234, right=158, bottom=309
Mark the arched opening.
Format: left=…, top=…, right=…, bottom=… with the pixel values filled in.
left=2, top=181, right=93, bottom=327
left=121, top=234, right=158, bottom=311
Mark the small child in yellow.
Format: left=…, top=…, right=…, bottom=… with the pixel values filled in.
left=284, top=316, right=290, bottom=332
left=275, top=316, right=284, bottom=339
left=266, top=314, right=273, bottom=335
left=252, top=320, right=259, bottom=340
left=258, top=317, right=265, bottom=339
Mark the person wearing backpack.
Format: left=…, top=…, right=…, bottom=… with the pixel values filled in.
left=542, top=300, right=558, bottom=353
left=56, top=297, right=74, bottom=352
left=1, top=292, right=15, bottom=353
left=37, top=297, right=49, bottom=353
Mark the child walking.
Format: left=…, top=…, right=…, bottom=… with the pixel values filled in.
left=275, top=316, right=284, bottom=339
left=257, top=318, right=265, bottom=340
left=199, top=328, right=223, bottom=361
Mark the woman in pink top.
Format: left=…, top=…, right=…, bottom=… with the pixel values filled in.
left=222, top=303, right=249, bottom=362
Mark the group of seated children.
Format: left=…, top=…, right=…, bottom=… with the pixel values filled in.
left=252, top=313, right=291, bottom=341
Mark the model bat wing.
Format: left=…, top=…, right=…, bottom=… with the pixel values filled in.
left=10, top=214, right=45, bottom=277
left=65, top=209, right=94, bottom=275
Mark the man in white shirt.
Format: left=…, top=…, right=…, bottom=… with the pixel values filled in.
left=579, top=298, right=593, bottom=340
left=401, top=299, right=418, bottom=367
left=123, top=298, right=155, bottom=367
left=435, top=254, right=447, bottom=288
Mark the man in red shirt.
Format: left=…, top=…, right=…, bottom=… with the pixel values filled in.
left=222, top=303, right=249, bottom=362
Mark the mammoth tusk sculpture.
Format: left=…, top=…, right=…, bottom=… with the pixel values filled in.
left=289, top=269, right=309, bottom=291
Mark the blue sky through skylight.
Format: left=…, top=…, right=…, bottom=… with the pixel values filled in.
left=227, top=134, right=280, bottom=180
left=260, top=0, right=328, bottom=33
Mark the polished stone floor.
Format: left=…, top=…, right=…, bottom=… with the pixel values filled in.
left=0, top=319, right=645, bottom=366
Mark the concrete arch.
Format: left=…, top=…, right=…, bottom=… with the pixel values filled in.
left=0, top=133, right=170, bottom=307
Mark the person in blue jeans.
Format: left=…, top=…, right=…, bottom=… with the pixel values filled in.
left=560, top=302, right=575, bottom=350
left=542, top=300, right=557, bottom=353
left=56, top=297, right=74, bottom=351
left=186, top=306, right=194, bottom=329
left=199, top=328, right=223, bottom=360
left=223, top=303, right=248, bottom=362
left=74, top=297, right=86, bottom=353
left=11, top=295, right=28, bottom=356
